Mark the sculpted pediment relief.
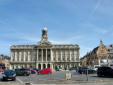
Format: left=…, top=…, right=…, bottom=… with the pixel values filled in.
left=37, top=40, right=52, bottom=47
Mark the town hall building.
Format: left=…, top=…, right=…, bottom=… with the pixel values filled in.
left=10, top=27, right=80, bottom=70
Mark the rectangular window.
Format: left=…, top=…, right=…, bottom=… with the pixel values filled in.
left=30, top=56, right=32, bottom=61
left=58, top=57, right=60, bottom=61
left=34, top=57, right=36, bottom=61
left=63, top=57, right=65, bottom=61
left=30, top=51, right=32, bottom=61
left=21, top=57, right=23, bottom=61
left=39, top=56, right=41, bottom=61
left=62, top=50, right=65, bottom=55
left=67, top=57, right=69, bottom=61
left=17, top=56, right=19, bottom=61
left=25, top=56, right=28, bottom=61
left=54, top=57, right=56, bottom=61
left=12, top=58, right=14, bottom=61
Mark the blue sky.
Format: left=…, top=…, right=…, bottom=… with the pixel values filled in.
left=0, top=0, right=113, bottom=57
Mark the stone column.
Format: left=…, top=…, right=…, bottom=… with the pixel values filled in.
left=69, top=49, right=71, bottom=61
left=11, top=51, right=14, bottom=61
left=56, top=49, right=58, bottom=61
left=14, top=65, right=16, bottom=69
left=65, top=49, right=67, bottom=61
left=15, top=51, right=17, bottom=61
left=37, top=49, right=38, bottom=61
left=28, top=51, right=30, bottom=61
left=22, top=51, right=24, bottom=62
left=19, top=51, right=21, bottom=61
left=41, top=63, right=43, bottom=70
left=24, top=50, right=26, bottom=62
left=42, top=49, right=43, bottom=62
left=74, top=49, right=75, bottom=62
left=78, top=50, right=80, bottom=62
left=61, top=49, right=62, bottom=61
left=46, top=49, right=47, bottom=61
left=36, top=63, right=38, bottom=69
left=50, top=49, right=53, bottom=61
left=69, top=64, right=72, bottom=68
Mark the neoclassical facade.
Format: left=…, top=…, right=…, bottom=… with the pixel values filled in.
left=10, top=27, right=80, bottom=70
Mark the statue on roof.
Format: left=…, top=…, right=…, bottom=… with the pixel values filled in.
left=37, top=27, right=52, bottom=46
left=42, top=27, right=48, bottom=41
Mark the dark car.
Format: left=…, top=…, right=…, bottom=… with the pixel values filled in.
left=56, top=68, right=60, bottom=71
left=97, top=66, right=113, bottom=77
left=33, top=68, right=40, bottom=72
left=78, top=67, right=95, bottom=74
left=15, top=68, right=30, bottom=76
left=69, top=67, right=76, bottom=71
left=2, top=70, right=16, bottom=81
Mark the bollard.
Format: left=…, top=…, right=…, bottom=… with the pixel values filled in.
left=65, top=72, right=72, bottom=80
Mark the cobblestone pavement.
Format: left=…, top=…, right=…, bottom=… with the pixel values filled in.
left=0, top=71, right=113, bottom=85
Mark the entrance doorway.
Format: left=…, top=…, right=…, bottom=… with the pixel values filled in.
left=38, top=64, right=41, bottom=69
left=43, top=64, right=46, bottom=69
left=47, top=64, right=50, bottom=68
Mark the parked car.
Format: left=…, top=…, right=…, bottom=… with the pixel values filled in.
left=69, top=67, right=76, bottom=71
left=0, top=69, right=4, bottom=73
left=37, top=68, right=52, bottom=74
left=30, top=69, right=37, bottom=74
left=33, top=68, right=40, bottom=72
left=97, top=66, right=113, bottom=77
left=15, top=68, right=30, bottom=76
left=2, top=70, right=16, bottom=81
left=78, top=67, right=95, bottom=74
left=92, top=65, right=100, bottom=71
left=56, top=68, right=60, bottom=71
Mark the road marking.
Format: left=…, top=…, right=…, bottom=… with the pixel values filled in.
left=16, top=77, right=24, bottom=84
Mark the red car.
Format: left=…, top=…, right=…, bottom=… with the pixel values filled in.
left=37, top=68, right=52, bottom=74
left=0, top=69, right=4, bottom=72
left=30, top=69, right=37, bottom=74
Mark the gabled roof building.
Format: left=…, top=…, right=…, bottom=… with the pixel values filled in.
left=81, top=41, right=113, bottom=66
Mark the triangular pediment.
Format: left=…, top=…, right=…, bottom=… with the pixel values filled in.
left=37, top=40, right=52, bottom=47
